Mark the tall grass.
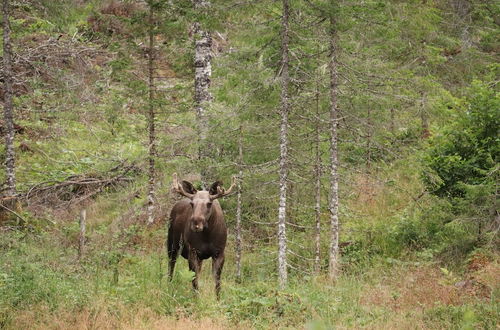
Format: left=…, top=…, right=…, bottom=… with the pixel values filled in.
left=1, top=226, right=498, bottom=329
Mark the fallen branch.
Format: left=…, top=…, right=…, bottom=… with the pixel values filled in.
left=0, top=200, right=27, bottom=224
left=22, top=162, right=140, bottom=209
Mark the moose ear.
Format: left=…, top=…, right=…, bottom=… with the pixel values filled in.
left=209, top=181, right=223, bottom=195
left=181, top=181, right=197, bottom=195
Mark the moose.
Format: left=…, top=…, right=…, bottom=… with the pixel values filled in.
left=167, top=173, right=236, bottom=298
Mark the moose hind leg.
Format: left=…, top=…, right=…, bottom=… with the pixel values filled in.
left=167, top=223, right=182, bottom=281
left=167, top=228, right=179, bottom=280
left=212, top=253, right=225, bottom=299
left=167, top=247, right=178, bottom=281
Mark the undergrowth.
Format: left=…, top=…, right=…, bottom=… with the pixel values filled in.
left=1, top=224, right=498, bottom=329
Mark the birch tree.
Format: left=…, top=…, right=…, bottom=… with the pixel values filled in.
left=193, top=0, right=212, bottom=187
left=147, top=2, right=156, bottom=224
left=314, top=67, right=322, bottom=274
left=235, top=125, right=243, bottom=282
left=328, top=12, right=340, bottom=280
left=278, top=0, right=290, bottom=289
left=2, top=0, right=16, bottom=196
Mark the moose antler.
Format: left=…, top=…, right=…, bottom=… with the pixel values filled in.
left=172, top=173, right=195, bottom=198
left=209, top=175, right=237, bottom=200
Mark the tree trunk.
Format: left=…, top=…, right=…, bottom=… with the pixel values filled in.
left=278, top=0, right=290, bottom=289
left=147, top=4, right=156, bottom=224
left=390, top=108, right=395, bottom=135
left=451, top=0, right=472, bottom=48
left=328, top=14, right=340, bottom=280
left=235, top=125, right=243, bottom=282
left=193, top=0, right=212, bottom=187
left=314, top=64, right=322, bottom=274
left=420, top=92, right=430, bottom=139
left=78, top=209, right=86, bottom=259
left=366, top=107, right=372, bottom=172
left=2, top=0, right=16, bottom=196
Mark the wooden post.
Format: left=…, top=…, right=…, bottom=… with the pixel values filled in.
left=78, top=209, right=86, bottom=259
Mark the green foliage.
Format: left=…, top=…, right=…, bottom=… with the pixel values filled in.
left=423, top=303, right=499, bottom=330
left=424, top=80, right=498, bottom=198
left=1, top=0, right=499, bottom=328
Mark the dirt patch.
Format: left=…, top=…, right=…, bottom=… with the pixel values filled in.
left=101, top=0, right=140, bottom=18
left=87, top=0, right=143, bottom=37
left=361, top=266, right=466, bottom=312
left=7, top=305, right=235, bottom=330
left=473, top=260, right=499, bottom=291
left=354, top=173, right=381, bottom=207
left=361, top=262, right=498, bottom=313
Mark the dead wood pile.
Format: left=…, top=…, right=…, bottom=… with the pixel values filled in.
left=23, top=162, right=140, bottom=209
left=0, top=33, right=107, bottom=102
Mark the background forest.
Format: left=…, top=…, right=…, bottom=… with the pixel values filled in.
left=0, top=0, right=498, bottom=329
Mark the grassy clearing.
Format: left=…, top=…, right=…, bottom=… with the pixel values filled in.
left=1, top=1, right=498, bottom=329
left=1, top=225, right=498, bottom=329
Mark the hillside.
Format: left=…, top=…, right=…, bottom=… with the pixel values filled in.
left=0, top=0, right=498, bottom=329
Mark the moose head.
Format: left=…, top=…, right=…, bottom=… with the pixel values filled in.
left=172, top=173, right=236, bottom=232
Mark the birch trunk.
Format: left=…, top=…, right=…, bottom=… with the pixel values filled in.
left=278, top=0, right=290, bottom=289
left=2, top=0, right=16, bottom=196
left=193, top=0, right=212, bottom=187
left=78, top=209, right=86, bottom=259
left=147, top=5, right=156, bottom=224
left=314, top=67, right=322, bottom=274
left=235, top=125, right=243, bottom=282
left=314, top=62, right=321, bottom=274
left=328, top=14, right=340, bottom=280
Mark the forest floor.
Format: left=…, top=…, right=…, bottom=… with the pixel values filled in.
left=1, top=1, right=499, bottom=328
left=1, top=218, right=498, bottom=329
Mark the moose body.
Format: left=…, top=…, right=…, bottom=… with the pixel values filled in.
left=167, top=174, right=235, bottom=298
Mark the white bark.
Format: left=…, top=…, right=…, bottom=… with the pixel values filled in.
left=2, top=0, right=16, bottom=196
left=147, top=5, right=156, bottom=224
left=451, top=0, right=472, bottom=48
left=278, top=0, right=290, bottom=289
left=235, top=125, right=243, bottom=282
left=366, top=106, right=372, bottom=171
left=193, top=0, right=212, bottom=187
left=314, top=75, right=322, bottom=274
left=78, top=209, right=86, bottom=259
left=328, top=15, right=340, bottom=280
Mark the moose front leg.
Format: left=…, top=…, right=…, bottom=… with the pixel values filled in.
left=188, top=249, right=202, bottom=292
left=212, top=252, right=225, bottom=299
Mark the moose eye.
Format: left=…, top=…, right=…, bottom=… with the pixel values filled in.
left=207, top=202, right=212, bottom=208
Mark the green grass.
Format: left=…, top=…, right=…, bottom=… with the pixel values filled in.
left=1, top=225, right=497, bottom=329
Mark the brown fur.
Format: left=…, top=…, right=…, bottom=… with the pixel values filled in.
left=167, top=181, right=228, bottom=298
